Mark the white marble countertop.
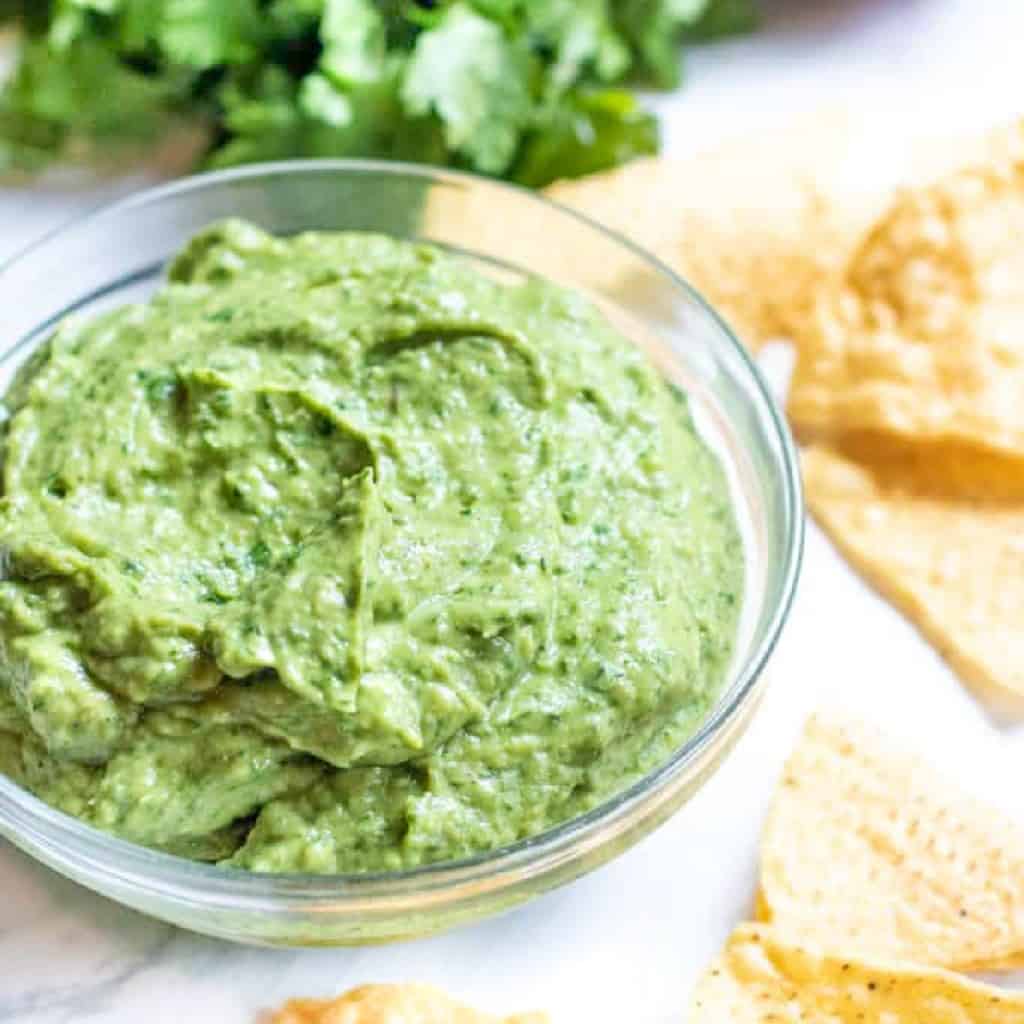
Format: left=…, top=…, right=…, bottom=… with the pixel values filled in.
left=4, top=2, right=1024, bottom=1021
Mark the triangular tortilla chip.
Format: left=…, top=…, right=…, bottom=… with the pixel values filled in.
left=270, top=984, right=547, bottom=1024
left=758, top=713, right=1024, bottom=971
left=545, top=119, right=874, bottom=350
left=802, top=439, right=1024, bottom=706
left=790, top=119, right=1024, bottom=457
left=546, top=111, right=987, bottom=351
left=688, top=925, right=1024, bottom=1022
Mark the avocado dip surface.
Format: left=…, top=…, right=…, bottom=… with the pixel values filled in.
left=0, top=220, right=742, bottom=873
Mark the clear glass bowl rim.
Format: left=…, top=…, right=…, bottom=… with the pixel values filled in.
left=0, top=158, right=804, bottom=909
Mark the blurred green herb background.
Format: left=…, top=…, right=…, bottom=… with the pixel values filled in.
left=0, top=0, right=757, bottom=186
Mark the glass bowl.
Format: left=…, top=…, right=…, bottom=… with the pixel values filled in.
left=0, top=161, right=802, bottom=946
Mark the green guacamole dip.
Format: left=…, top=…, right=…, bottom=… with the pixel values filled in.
left=0, top=220, right=742, bottom=872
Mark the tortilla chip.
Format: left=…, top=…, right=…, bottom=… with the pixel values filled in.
left=802, top=439, right=1024, bottom=706
left=688, top=924, right=1024, bottom=1022
left=789, top=118, right=1024, bottom=455
left=758, top=713, right=1024, bottom=971
left=269, top=984, right=547, bottom=1024
left=546, top=112, right=981, bottom=351
left=545, top=134, right=858, bottom=349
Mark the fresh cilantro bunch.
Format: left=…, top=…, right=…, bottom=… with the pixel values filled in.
left=0, top=0, right=757, bottom=186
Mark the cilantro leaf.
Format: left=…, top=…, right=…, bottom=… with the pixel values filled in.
left=158, top=0, right=264, bottom=70
left=210, top=59, right=443, bottom=169
left=526, top=0, right=630, bottom=95
left=114, top=0, right=172, bottom=53
left=299, top=71, right=353, bottom=127
left=0, top=34, right=177, bottom=171
left=401, top=3, right=532, bottom=175
left=206, top=65, right=309, bottom=166
left=513, top=87, right=657, bottom=188
left=319, top=0, right=386, bottom=88
left=613, top=0, right=711, bottom=87
left=0, top=0, right=758, bottom=183
left=268, top=0, right=326, bottom=36
left=685, top=0, right=759, bottom=40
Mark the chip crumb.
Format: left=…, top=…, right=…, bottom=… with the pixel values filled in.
left=789, top=118, right=1024, bottom=455
left=268, top=984, right=548, bottom=1024
left=687, top=925, right=1024, bottom=1022
left=801, top=439, right=1024, bottom=707
left=758, top=712, right=1024, bottom=971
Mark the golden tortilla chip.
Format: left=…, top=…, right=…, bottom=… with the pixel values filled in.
left=758, top=713, right=1024, bottom=971
left=789, top=119, right=1024, bottom=455
left=269, top=984, right=547, bottom=1024
left=545, top=138, right=857, bottom=349
left=546, top=112, right=981, bottom=351
left=802, top=439, right=1024, bottom=706
left=688, top=924, right=1024, bottom=1022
